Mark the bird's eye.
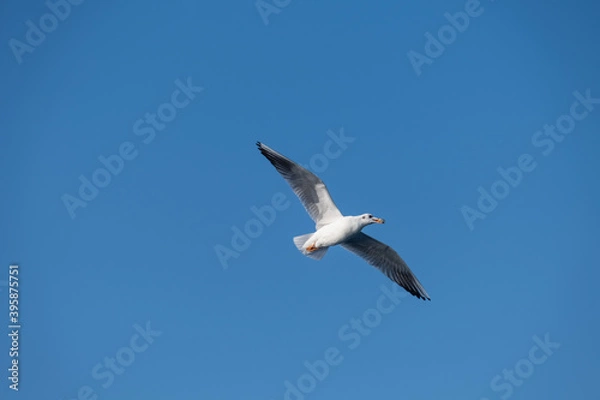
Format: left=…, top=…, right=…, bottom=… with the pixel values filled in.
left=368, top=214, right=372, bottom=218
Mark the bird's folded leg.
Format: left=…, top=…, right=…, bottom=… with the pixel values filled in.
left=306, top=243, right=318, bottom=252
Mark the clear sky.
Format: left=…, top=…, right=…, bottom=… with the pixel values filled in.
left=1, top=0, right=599, bottom=399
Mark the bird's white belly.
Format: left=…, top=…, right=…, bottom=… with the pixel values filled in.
left=312, top=218, right=359, bottom=248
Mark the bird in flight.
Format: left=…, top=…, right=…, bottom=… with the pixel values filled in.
left=256, top=142, right=430, bottom=301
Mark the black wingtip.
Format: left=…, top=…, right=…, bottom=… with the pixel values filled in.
left=256, top=142, right=269, bottom=154
left=415, top=293, right=430, bottom=301
left=256, top=142, right=269, bottom=158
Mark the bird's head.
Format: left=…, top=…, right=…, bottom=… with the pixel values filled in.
left=358, top=213, right=385, bottom=227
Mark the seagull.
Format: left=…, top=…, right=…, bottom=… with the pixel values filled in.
left=256, top=142, right=431, bottom=301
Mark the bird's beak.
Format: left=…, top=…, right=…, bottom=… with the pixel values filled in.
left=372, top=218, right=385, bottom=224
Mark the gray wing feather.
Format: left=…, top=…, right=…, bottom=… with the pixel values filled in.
left=341, top=232, right=430, bottom=300
left=257, top=142, right=343, bottom=228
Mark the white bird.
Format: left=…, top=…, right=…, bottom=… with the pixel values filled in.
left=257, top=142, right=431, bottom=301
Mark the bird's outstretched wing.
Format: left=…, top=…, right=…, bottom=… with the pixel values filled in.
left=257, top=142, right=343, bottom=228
left=341, top=232, right=430, bottom=300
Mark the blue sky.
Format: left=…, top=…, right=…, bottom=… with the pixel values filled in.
left=1, top=0, right=599, bottom=399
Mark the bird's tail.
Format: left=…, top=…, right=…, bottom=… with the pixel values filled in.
left=293, top=233, right=328, bottom=260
